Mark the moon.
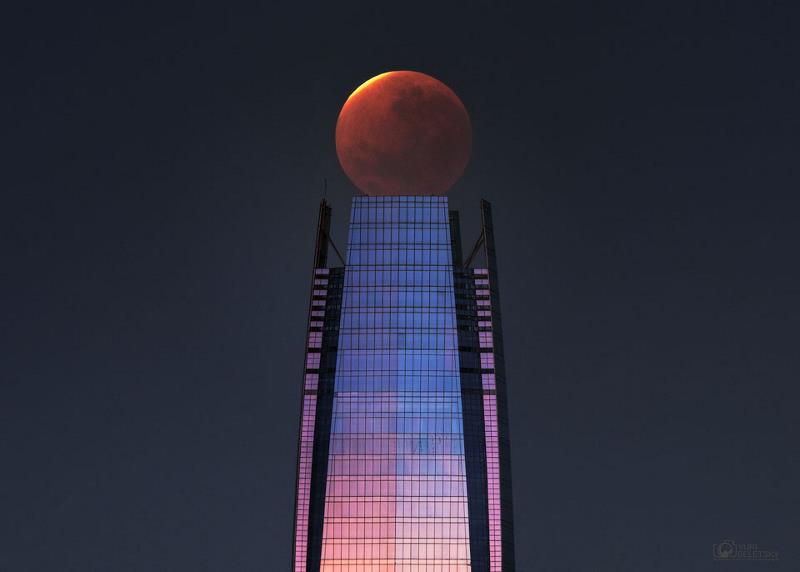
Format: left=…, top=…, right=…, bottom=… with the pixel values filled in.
left=335, top=71, right=472, bottom=196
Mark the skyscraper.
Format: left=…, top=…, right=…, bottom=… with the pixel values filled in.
left=292, top=195, right=515, bottom=571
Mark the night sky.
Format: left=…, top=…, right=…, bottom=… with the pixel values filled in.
left=3, top=2, right=799, bottom=570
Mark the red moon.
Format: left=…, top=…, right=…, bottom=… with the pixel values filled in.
left=335, top=71, right=472, bottom=196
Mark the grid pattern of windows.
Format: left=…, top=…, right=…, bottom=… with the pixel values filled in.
left=296, top=394, right=318, bottom=570
left=474, top=268, right=502, bottom=572
left=320, top=197, right=471, bottom=571
left=482, top=393, right=500, bottom=572
left=294, top=267, right=330, bottom=572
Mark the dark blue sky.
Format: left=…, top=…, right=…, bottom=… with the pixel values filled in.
left=2, top=1, right=798, bottom=570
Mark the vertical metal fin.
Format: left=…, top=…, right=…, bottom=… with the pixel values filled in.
left=313, top=199, right=332, bottom=268
left=449, top=210, right=464, bottom=267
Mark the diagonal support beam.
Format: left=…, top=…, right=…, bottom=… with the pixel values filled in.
left=322, top=229, right=346, bottom=266
left=463, top=229, right=485, bottom=268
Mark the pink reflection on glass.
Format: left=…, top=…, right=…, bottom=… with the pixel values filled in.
left=305, top=353, right=320, bottom=370
left=317, top=200, right=475, bottom=570
left=307, top=332, right=322, bottom=348
left=294, top=393, right=317, bottom=571
left=305, top=373, right=318, bottom=391
left=484, top=393, right=502, bottom=571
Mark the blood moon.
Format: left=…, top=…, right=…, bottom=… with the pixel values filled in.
left=335, top=71, right=472, bottom=196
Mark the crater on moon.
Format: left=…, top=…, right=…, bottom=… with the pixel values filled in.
left=335, top=71, right=472, bottom=196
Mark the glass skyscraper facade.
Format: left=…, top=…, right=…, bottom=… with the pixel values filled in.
left=293, top=196, right=515, bottom=571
